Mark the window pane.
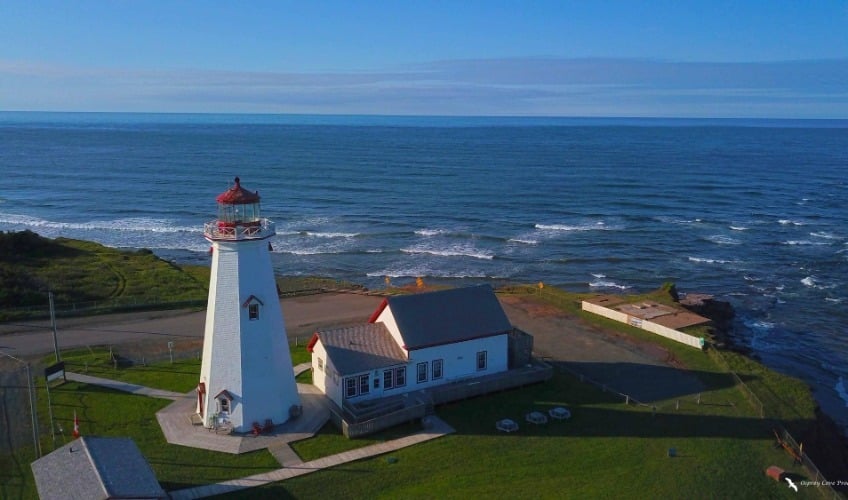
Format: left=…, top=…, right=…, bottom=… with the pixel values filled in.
left=433, top=359, right=443, bottom=379
left=359, top=375, right=370, bottom=394
left=383, top=370, right=394, bottom=389
left=417, top=362, right=427, bottom=383
left=396, top=367, right=406, bottom=387
left=345, top=378, right=357, bottom=398
left=477, top=351, right=487, bottom=370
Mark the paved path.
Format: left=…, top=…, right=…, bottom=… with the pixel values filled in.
left=65, top=372, right=187, bottom=400
left=169, top=416, right=455, bottom=500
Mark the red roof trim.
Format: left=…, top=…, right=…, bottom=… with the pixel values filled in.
left=306, top=332, right=320, bottom=353
left=197, top=382, right=206, bottom=394
left=368, top=298, right=389, bottom=323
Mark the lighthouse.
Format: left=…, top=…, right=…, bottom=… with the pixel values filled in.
left=196, top=177, right=300, bottom=433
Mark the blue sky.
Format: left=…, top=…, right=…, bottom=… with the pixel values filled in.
left=1, top=1, right=846, bottom=117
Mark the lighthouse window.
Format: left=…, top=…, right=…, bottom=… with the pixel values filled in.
left=248, top=303, right=259, bottom=320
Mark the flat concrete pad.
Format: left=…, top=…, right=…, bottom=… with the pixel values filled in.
left=155, top=384, right=331, bottom=455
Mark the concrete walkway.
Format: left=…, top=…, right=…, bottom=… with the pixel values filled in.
left=65, top=372, right=187, bottom=400
left=169, top=416, right=455, bottom=499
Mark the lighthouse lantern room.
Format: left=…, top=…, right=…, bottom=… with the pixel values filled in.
left=197, top=177, right=300, bottom=433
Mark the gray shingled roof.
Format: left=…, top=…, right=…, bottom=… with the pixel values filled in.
left=31, top=436, right=166, bottom=500
left=387, top=284, right=512, bottom=350
left=317, top=322, right=407, bottom=376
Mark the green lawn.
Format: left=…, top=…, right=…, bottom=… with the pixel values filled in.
left=221, top=370, right=815, bottom=499
left=6, top=342, right=821, bottom=500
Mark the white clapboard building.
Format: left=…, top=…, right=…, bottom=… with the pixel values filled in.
left=308, top=285, right=512, bottom=407
left=196, top=177, right=300, bottom=433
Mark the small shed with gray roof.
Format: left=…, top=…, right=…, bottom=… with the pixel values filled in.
left=308, top=285, right=513, bottom=407
left=30, top=436, right=165, bottom=500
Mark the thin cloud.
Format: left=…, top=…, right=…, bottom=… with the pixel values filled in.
left=1, top=57, right=846, bottom=117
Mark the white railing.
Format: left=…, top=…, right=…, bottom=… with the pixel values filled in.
left=203, top=219, right=276, bottom=240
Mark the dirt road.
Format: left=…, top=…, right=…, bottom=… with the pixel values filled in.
left=1, top=291, right=703, bottom=403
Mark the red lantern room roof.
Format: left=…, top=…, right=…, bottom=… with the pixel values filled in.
left=216, top=177, right=260, bottom=205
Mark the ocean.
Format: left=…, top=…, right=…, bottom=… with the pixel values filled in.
left=1, top=112, right=846, bottom=433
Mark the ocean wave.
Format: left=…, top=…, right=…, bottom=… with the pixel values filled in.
left=729, top=225, right=749, bottom=231
left=801, top=276, right=836, bottom=290
left=507, top=238, right=538, bottom=245
left=401, top=245, right=494, bottom=260
left=366, top=267, right=489, bottom=279
left=705, top=234, right=741, bottom=245
left=589, top=279, right=631, bottom=290
left=778, top=219, right=805, bottom=226
left=783, top=240, right=828, bottom=246
left=301, top=231, right=359, bottom=238
left=654, top=216, right=702, bottom=225
left=535, top=221, right=617, bottom=232
left=810, top=231, right=842, bottom=240
left=0, top=213, right=199, bottom=233
left=688, top=256, right=734, bottom=264
left=284, top=248, right=349, bottom=255
left=415, top=228, right=448, bottom=237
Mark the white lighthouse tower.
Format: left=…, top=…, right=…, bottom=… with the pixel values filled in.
left=196, top=177, right=300, bottom=433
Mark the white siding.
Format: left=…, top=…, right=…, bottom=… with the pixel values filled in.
left=198, top=238, right=301, bottom=432
left=376, top=306, right=406, bottom=352
left=408, top=335, right=508, bottom=390
left=324, top=334, right=510, bottom=404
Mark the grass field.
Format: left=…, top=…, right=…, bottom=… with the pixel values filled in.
left=221, top=369, right=815, bottom=499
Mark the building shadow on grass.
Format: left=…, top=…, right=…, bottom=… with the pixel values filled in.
left=435, top=364, right=809, bottom=441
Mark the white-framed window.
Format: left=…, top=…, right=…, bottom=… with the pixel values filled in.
left=476, top=351, right=487, bottom=371
left=218, top=398, right=230, bottom=413
left=432, top=359, right=444, bottom=380
left=395, top=366, right=406, bottom=387
left=382, top=366, right=408, bottom=390
left=317, top=358, right=324, bottom=371
left=345, top=377, right=357, bottom=398
left=417, top=362, right=428, bottom=383
left=359, top=374, right=370, bottom=395
left=248, top=303, right=259, bottom=320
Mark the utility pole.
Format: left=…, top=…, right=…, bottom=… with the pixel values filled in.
left=49, top=291, right=61, bottom=363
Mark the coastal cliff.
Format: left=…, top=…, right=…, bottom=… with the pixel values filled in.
left=678, top=291, right=848, bottom=491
